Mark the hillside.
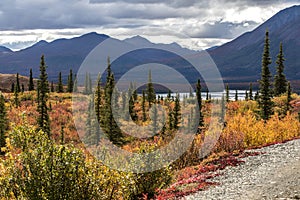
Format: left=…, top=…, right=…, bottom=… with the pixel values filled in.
left=209, top=5, right=300, bottom=82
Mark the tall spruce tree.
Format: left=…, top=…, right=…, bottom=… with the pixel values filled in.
left=142, top=90, right=147, bottom=122
left=258, top=30, right=273, bottom=121
left=235, top=90, right=238, bottom=101
left=102, top=57, right=124, bottom=145
left=196, top=79, right=204, bottom=131
left=225, top=84, right=230, bottom=102
left=285, top=81, right=292, bottom=115
left=173, top=94, right=181, bottom=130
left=37, top=55, right=51, bottom=137
left=50, top=81, right=54, bottom=92
left=16, top=73, right=20, bottom=93
left=14, top=84, right=20, bottom=107
left=57, top=72, right=64, bottom=93
left=0, top=92, right=8, bottom=155
left=95, top=75, right=102, bottom=123
left=274, top=43, right=287, bottom=96
left=67, top=69, right=74, bottom=93
left=11, top=83, right=15, bottom=93
left=28, top=68, right=34, bottom=91
left=147, top=70, right=156, bottom=106
left=249, top=83, right=253, bottom=100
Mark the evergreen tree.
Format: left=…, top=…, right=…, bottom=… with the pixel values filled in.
left=0, top=93, right=8, bottom=155
left=57, top=72, right=64, bottom=93
left=249, top=83, right=253, bottom=100
left=274, top=43, right=287, bottom=96
left=95, top=75, right=102, bottom=123
left=73, top=75, right=78, bottom=92
left=21, top=84, right=25, bottom=93
left=235, top=90, right=238, bottom=101
left=142, top=90, right=147, bottom=122
left=128, top=84, right=137, bottom=121
left=150, top=103, right=158, bottom=135
left=225, top=84, right=230, bottom=102
left=206, top=90, right=209, bottom=101
left=14, top=84, right=20, bottom=107
left=50, top=81, right=55, bottom=92
left=102, top=57, right=124, bottom=145
left=147, top=70, right=156, bottom=106
left=16, top=73, right=20, bottom=93
left=258, top=30, right=273, bottom=121
left=173, top=94, right=181, bottom=130
left=37, top=55, right=50, bottom=137
left=285, top=81, right=292, bottom=115
left=67, top=69, right=74, bottom=93
left=245, top=91, right=249, bottom=101
left=167, top=89, right=172, bottom=100
left=28, top=68, right=34, bottom=91
left=168, top=106, right=174, bottom=130
left=220, top=94, right=225, bottom=123
left=196, top=79, right=204, bottom=131
left=11, top=82, right=15, bottom=93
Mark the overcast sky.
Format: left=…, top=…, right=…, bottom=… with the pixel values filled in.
left=0, top=0, right=299, bottom=50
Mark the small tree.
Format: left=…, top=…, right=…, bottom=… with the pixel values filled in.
left=235, top=90, right=238, bottom=101
left=196, top=79, right=204, bottom=131
left=173, top=94, right=181, bottom=130
left=249, top=83, right=253, bottom=100
left=225, top=84, right=229, bottom=102
left=147, top=70, right=156, bottom=106
left=15, top=73, right=20, bottom=93
left=0, top=92, right=8, bottom=155
left=67, top=69, right=74, bottom=93
left=57, top=72, right=64, bottom=93
left=285, top=81, right=292, bottom=115
left=14, top=84, right=20, bottom=107
left=274, top=43, right=287, bottom=96
left=11, top=83, right=15, bottom=93
left=28, top=68, right=34, bottom=91
left=142, top=90, right=147, bottom=122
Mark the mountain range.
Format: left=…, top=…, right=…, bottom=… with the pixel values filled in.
left=0, top=5, right=299, bottom=90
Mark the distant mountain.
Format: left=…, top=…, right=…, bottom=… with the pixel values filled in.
left=0, top=46, right=12, bottom=53
left=0, top=5, right=299, bottom=90
left=0, top=32, right=109, bottom=80
left=0, top=32, right=196, bottom=81
left=209, top=5, right=300, bottom=82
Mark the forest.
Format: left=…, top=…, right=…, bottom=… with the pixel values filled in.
left=0, top=31, right=299, bottom=199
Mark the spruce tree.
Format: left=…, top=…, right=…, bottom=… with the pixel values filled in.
left=147, top=70, right=156, bottom=106
left=235, top=90, right=238, bottom=101
left=0, top=92, right=8, bottom=155
left=57, top=72, right=64, bottom=93
left=95, top=75, right=102, bottom=123
left=285, top=81, right=292, bottom=115
left=67, top=69, right=73, bottom=93
left=249, top=83, right=253, bottom=100
left=196, top=79, right=204, bottom=131
left=21, top=84, right=25, bottom=93
left=50, top=81, right=54, bottom=92
left=14, top=84, right=20, bottom=107
left=16, top=73, right=20, bottom=93
left=102, top=57, right=124, bottom=145
left=142, top=90, right=147, bottom=122
left=37, top=55, right=50, bottom=137
left=11, top=83, right=15, bottom=93
left=173, top=94, right=181, bottom=130
left=225, top=84, right=229, bottom=102
left=206, top=90, right=209, bottom=101
left=245, top=91, right=249, bottom=101
left=258, top=30, right=273, bottom=121
left=274, top=43, right=287, bottom=96
left=28, top=68, right=34, bottom=91
left=150, top=102, right=158, bottom=135
left=73, top=75, right=78, bottom=92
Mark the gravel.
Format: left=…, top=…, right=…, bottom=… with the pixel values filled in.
left=184, top=139, right=300, bottom=200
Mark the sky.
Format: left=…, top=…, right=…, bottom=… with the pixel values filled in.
left=0, top=0, right=299, bottom=51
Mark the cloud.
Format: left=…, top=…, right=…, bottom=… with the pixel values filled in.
left=0, top=0, right=298, bottom=50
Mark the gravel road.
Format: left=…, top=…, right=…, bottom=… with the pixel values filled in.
left=185, top=139, right=300, bottom=200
